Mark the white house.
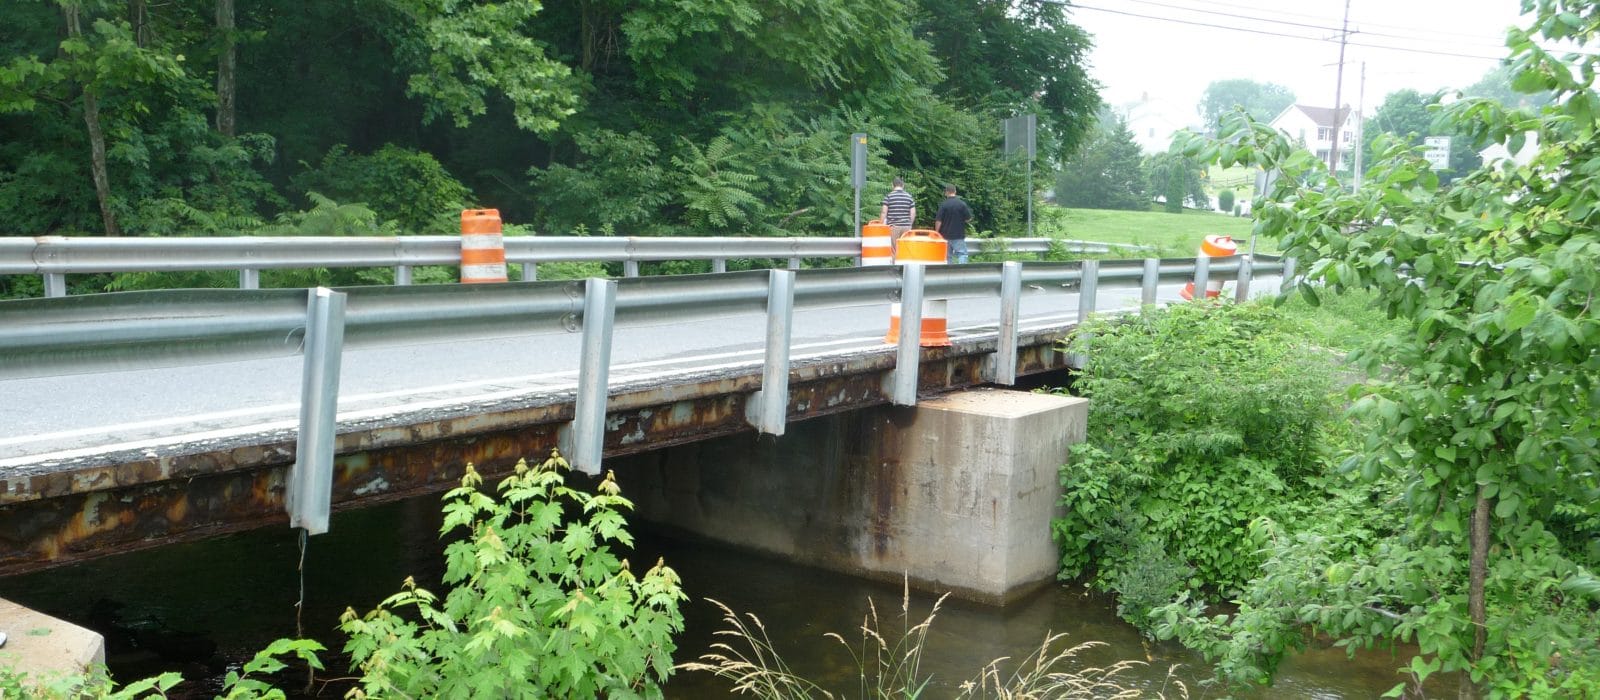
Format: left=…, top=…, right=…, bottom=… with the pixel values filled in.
left=1118, top=94, right=1197, bottom=154
left=1479, top=132, right=1539, bottom=168
left=1269, top=104, right=1355, bottom=168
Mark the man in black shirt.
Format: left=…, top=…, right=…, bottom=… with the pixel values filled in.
left=934, top=184, right=973, bottom=263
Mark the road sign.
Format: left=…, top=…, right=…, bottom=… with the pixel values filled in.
left=1002, top=115, right=1038, bottom=236
left=1423, top=136, right=1451, bottom=171
left=1002, top=115, right=1036, bottom=161
left=851, top=133, right=867, bottom=188
left=851, top=133, right=867, bottom=244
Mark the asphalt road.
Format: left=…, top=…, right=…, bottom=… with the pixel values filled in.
left=0, top=277, right=1279, bottom=468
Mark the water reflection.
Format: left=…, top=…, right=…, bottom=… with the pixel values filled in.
left=0, top=494, right=1413, bottom=698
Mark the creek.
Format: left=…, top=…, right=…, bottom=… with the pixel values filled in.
left=2, top=491, right=1419, bottom=698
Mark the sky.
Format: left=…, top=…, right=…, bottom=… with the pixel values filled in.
left=1070, top=0, right=1530, bottom=119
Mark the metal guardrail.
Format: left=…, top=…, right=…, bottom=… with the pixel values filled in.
left=0, top=253, right=1294, bottom=533
left=0, top=235, right=1154, bottom=297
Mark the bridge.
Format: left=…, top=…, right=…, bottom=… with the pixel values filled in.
left=0, top=235, right=1290, bottom=601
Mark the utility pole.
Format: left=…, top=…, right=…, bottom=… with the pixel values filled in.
left=1329, top=0, right=1352, bottom=178
left=1353, top=62, right=1367, bottom=188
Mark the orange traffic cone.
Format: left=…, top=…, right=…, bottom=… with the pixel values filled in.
left=886, top=229, right=952, bottom=347
left=861, top=219, right=893, bottom=267
left=460, top=209, right=508, bottom=284
left=1180, top=235, right=1238, bottom=300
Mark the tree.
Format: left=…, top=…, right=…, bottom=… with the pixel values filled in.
left=1359, top=88, right=1480, bottom=182
left=1143, top=150, right=1208, bottom=213
left=1, top=0, right=1096, bottom=241
left=914, top=0, right=1102, bottom=160
left=1462, top=62, right=1553, bottom=109
left=5, top=1, right=194, bottom=236
left=378, top=0, right=579, bottom=134
left=1168, top=1, right=1600, bottom=694
left=1199, top=79, right=1295, bottom=128
left=214, top=0, right=234, bottom=136
left=1055, top=116, right=1146, bottom=210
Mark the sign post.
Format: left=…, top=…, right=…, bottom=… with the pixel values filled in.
left=1003, top=115, right=1037, bottom=237
left=1423, top=136, right=1451, bottom=171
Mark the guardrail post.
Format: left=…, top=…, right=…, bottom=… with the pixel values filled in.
left=521, top=262, right=537, bottom=282
left=1141, top=258, right=1159, bottom=306
left=987, top=261, right=1023, bottom=385
left=558, top=278, right=616, bottom=475
left=1078, top=260, right=1099, bottom=322
left=746, top=270, right=795, bottom=435
left=394, top=265, right=413, bottom=286
left=713, top=258, right=727, bottom=274
left=623, top=260, right=639, bottom=278
left=1192, top=256, right=1210, bottom=302
left=1280, top=257, right=1297, bottom=294
left=43, top=273, right=66, bottom=298
left=1234, top=256, right=1253, bottom=302
left=787, top=256, right=802, bottom=271
left=888, top=264, right=925, bottom=406
left=240, top=268, right=260, bottom=290
left=287, top=286, right=346, bottom=536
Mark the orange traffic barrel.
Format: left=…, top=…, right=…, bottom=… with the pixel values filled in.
left=460, top=208, right=508, bottom=284
left=861, top=219, right=893, bottom=266
left=885, top=229, right=952, bottom=347
left=1181, top=234, right=1238, bottom=300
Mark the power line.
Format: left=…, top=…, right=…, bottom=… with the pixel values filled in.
left=1070, top=4, right=1510, bottom=61
left=1119, top=0, right=1511, bottom=52
left=1119, top=0, right=1343, bottom=34
left=1190, top=0, right=1520, bottom=44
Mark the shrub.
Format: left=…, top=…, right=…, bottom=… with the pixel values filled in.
left=1217, top=188, right=1234, bottom=212
left=0, top=638, right=323, bottom=700
left=340, top=453, right=686, bottom=699
left=1053, top=301, right=1339, bottom=627
left=291, top=145, right=473, bottom=233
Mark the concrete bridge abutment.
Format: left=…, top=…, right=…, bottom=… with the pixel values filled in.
left=616, top=388, right=1087, bottom=604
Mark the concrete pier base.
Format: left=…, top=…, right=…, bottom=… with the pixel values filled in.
left=616, top=388, right=1086, bottom=604
left=0, top=597, right=105, bottom=681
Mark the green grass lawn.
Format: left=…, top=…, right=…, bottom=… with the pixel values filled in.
left=1037, top=205, right=1271, bottom=256
left=1208, top=164, right=1257, bottom=200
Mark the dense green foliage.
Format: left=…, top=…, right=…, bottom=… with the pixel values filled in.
left=1, top=453, right=682, bottom=698
left=1146, top=1, right=1600, bottom=695
left=341, top=454, right=686, bottom=698
left=1359, top=88, right=1482, bottom=182
left=1053, top=302, right=1338, bottom=624
left=1215, top=188, right=1234, bottom=213
left=1055, top=116, right=1147, bottom=211
left=0, top=638, right=323, bottom=699
left=1198, top=79, right=1295, bottom=129
left=1, top=0, right=1099, bottom=243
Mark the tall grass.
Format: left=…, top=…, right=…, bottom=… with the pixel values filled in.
left=680, top=582, right=1187, bottom=699
left=1274, top=287, right=1406, bottom=354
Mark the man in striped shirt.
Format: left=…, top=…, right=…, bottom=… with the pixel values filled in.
left=879, top=178, right=916, bottom=242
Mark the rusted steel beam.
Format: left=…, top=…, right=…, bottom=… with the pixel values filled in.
left=0, top=331, right=1074, bottom=576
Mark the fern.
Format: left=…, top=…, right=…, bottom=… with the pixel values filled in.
left=670, top=136, right=762, bottom=232
left=255, top=192, right=398, bottom=237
